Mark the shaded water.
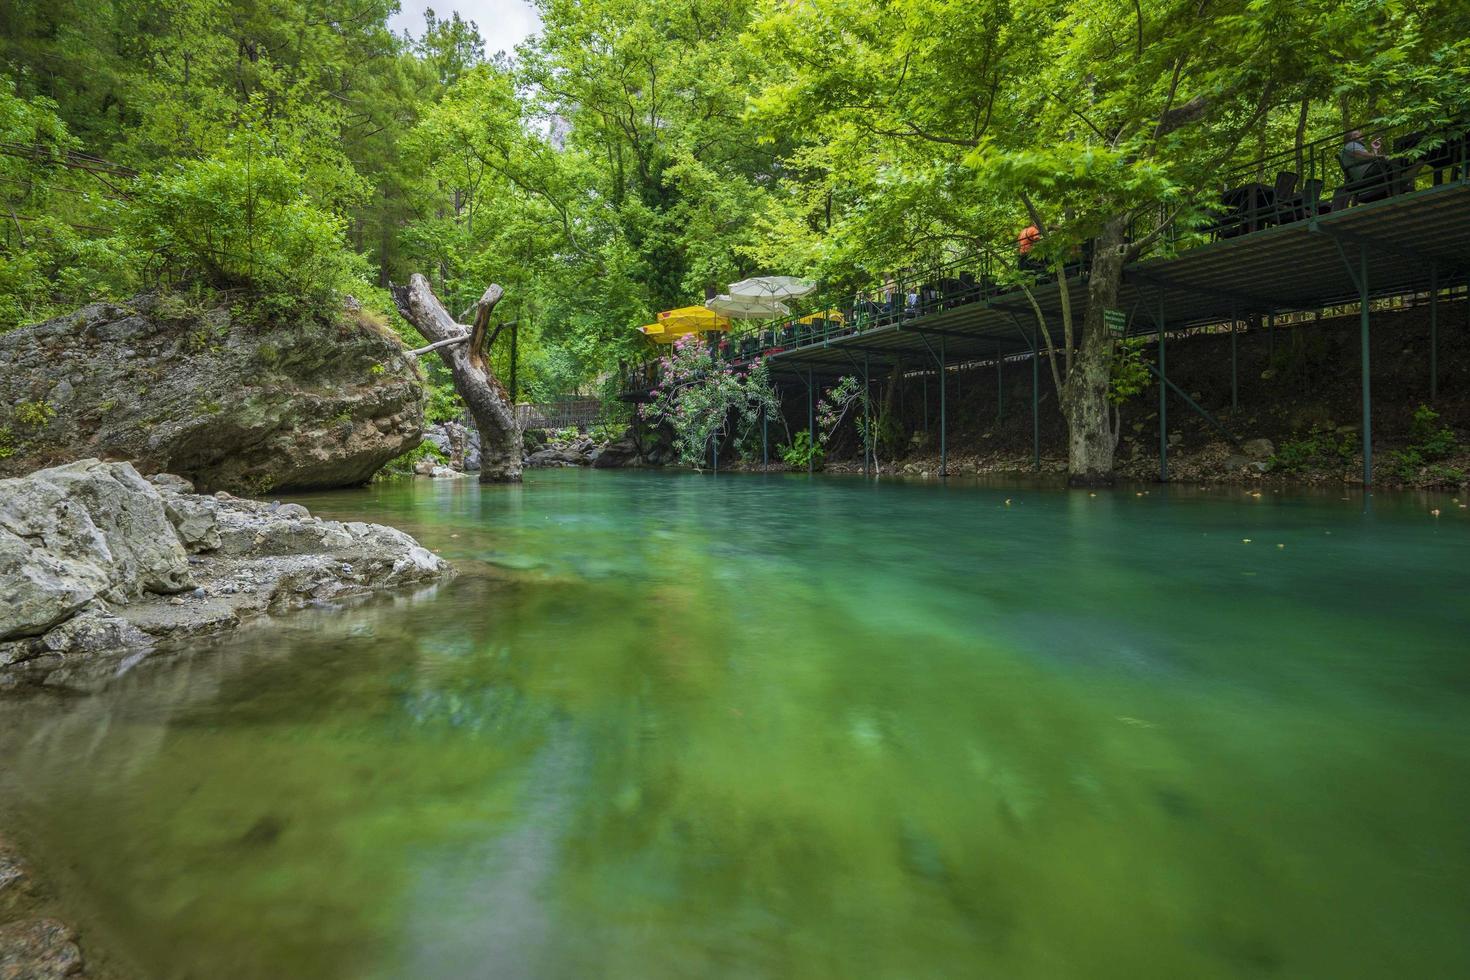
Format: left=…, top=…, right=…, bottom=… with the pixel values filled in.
left=3, top=471, right=1469, bottom=978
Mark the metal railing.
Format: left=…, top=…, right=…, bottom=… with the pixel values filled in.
left=1197, top=120, right=1470, bottom=240
left=516, top=398, right=602, bottom=431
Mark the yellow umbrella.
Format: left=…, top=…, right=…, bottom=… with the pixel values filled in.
left=657, top=305, right=732, bottom=334
left=796, top=309, right=845, bottom=325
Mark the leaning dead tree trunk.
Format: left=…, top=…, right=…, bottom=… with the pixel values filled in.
left=391, top=273, right=522, bottom=483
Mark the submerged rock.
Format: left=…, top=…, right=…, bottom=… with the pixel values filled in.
left=0, top=918, right=82, bottom=979
left=0, top=293, right=424, bottom=493
left=0, top=460, right=454, bottom=687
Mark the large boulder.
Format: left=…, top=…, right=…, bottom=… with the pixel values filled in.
left=0, top=460, right=454, bottom=685
left=0, top=294, right=424, bottom=493
left=0, top=459, right=191, bottom=641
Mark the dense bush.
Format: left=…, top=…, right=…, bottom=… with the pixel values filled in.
left=1269, top=426, right=1355, bottom=473
left=643, top=337, right=780, bottom=466
left=1390, top=404, right=1461, bottom=483
left=779, top=429, right=824, bottom=470
left=118, top=135, right=367, bottom=319
left=0, top=79, right=130, bottom=330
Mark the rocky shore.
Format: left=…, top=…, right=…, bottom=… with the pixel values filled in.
left=1, top=459, right=454, bottom=691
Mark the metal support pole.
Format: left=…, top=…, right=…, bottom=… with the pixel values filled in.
left=1359, top=251, right=1373, bottom=486
left=1268, top=310, right=1275, bottom=359
left=922, top=374, right=929, bottom=433
left=1158, top=291, right=1168, bottom=483
left=996, top=358, right=1003, bottom=424
left=939, top=337, right=947, bottom=477
left=1031, top=346, right=1040, bottom=471
left=1430, top=263, right=1439, bottom=401
left=1229, top=303, right=1238, bottom=413
left=863, top=354, right=871, bottom=476
left=807, top=368, right=815, bottom=476
left=762, top=401, right=769, bottom=469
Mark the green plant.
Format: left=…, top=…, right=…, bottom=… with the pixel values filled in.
left=1389, top=404, right=1459, bottom=481
left=1108, top=338, right=1150, bottom=405
left=117, top=133, right=367, bottom=319
left=1270, top=425, right=1355, bottom=473
left=13, top=400, right=55, bottom=428
left=643, top=339, right=781, bottom=467
left=378, top=441, right=447, bottom=478
left=780, top=429, right=825, bottom=470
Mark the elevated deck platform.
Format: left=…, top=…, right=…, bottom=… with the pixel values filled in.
left=759, top=181, right=1470, bottom=378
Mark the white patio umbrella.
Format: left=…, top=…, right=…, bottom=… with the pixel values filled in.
left=705, top=294, right=791, bottom=319
left=727, top=275, right=817, bottom=302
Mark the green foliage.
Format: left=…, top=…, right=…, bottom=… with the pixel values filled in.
left=118, top=135, right=366, bottom=318
left=0, top=76, right=129, bottom=330
left=1270, top=426, right=1356, bottom=473
left=645, top=338, right=781, bottom=466
left=378, top=441, right=447, bottom=479
left=423, top=378, right=464, bottom=426
left=1389, top=404, right=1460, bottom=483
left=779, top=430, right=824, bottom=471
left=1108, top=339, right=1151, bottom=406
left=13, top=399, right=55, bottom=427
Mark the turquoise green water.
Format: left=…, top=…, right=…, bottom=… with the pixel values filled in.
left=3, top=470, right=1469, bottom=978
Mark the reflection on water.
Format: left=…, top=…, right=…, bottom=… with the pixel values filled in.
left=3, top=471, right=1469, bottom=978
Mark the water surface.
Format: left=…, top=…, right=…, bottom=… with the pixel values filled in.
left=3, top=471, right=1468, bottom=978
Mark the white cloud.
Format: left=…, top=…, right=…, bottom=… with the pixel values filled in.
left=389, top=1, right=543, bottom=57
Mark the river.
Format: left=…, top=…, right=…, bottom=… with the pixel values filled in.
left=2, top=470, right=1467, bottom=978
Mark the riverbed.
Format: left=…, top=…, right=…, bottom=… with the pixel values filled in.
left=3, top=470, right=1467, bottom=978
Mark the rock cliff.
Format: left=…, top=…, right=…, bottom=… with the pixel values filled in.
left=0, top=294, right=424, bottom=493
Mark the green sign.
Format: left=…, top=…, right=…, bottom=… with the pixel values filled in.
left=1104, top=308, right=1127, bottom=336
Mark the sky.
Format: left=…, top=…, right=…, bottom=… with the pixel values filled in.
left=388, top=1, right=543, bottom=56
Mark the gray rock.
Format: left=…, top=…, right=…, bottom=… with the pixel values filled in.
left=0, top=459, right=192, bottom=641
left=1242, top=437, right=1275, bottom=461
left=0, top=918, right=82, bottom=979
left=1223, top=454, right=1250, bottom=470
left=0, top=294, right=424, bottom=493
left=526, top=448, right=584, bottom=467
left=147, top=472, right=195, bottom=493
left=0, top=836, right=37, bottom=919
left=163, top=494, right=222, bottom=553
left=0, top=461, right=453, bottom=682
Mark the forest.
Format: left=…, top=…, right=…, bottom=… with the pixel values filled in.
left=2, top=0, right=1468, bottom=471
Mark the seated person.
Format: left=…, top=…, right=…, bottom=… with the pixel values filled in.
left=1339, top=130, right=1420, bottom=199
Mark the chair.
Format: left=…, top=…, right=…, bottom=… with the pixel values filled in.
left=1323, top=184, right=1353, bottom=214
left=1273, top=171, right=1298, bottom=201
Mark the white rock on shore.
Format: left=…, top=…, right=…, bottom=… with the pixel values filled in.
left=0, top=459, right=455, bottom=687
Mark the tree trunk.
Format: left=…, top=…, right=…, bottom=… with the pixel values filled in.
left=391, top=273, right=523, bottom=483
left=1062, top=217, right=1127, bottom=486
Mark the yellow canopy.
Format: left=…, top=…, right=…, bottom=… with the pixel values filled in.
left=796, top=309, right=845, bottom=325
left=657, top=306, right=732, bottom=334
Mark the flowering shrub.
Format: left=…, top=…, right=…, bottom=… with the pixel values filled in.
left=643, top=335, right=781, bottom=466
